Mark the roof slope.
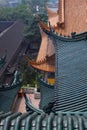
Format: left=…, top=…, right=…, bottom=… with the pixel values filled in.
left=0, top=83, right=22, bottom=112
left=0, top=111, right=87, bottom=130
left=0, top=21, right=24, bottom=77
left=0, top=21, right=14, bottom=33
left=38, top=78, right=54, bottom=109
left=45, top=31, right=87, bottom=112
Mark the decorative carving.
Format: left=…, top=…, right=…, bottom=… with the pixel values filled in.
left=43, top=101, right=55, bottom=114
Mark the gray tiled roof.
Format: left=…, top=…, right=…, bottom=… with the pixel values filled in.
left=46, top=31, right=87, bottom=112
left=0, top=70, right=22, bottom=112
left=0, top=111, right=87, bottom=130
left=0, top=83, right=22, bottom=112
left=0, top=21, right=24, bottom=77
left=0, top=21, right=14, bottom=33
left=38, top=78, right=54, bottom=109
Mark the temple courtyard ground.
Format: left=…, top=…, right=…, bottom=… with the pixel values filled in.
left=13, top=93, right=40, bottom=113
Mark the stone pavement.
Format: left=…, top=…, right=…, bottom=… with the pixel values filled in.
left=13, top=94, right=40, bottom=113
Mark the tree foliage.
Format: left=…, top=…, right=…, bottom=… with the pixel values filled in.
left=18, top=57, right=38, bottom=86
left=24, top=16, right=41, bottom=42
left=0, top=4, right=32, bottom=23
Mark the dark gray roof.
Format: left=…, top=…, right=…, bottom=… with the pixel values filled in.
left=0, top=21, right=14, bottom=33
left=0, top=83, right=22, bottom=112
left=0, top=21, right=24, bottom=77
left=0, top=111, right=87, bottom=130
left=0, top=70, right=22, bottom=112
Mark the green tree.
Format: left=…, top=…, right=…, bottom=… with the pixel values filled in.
left=24, top=16, right=41, bottom=42
left=18, top=57, right=38, bottom=86
left=0, top=4, right=32, bottom=23
left=0, top=7, right=12, bottom=21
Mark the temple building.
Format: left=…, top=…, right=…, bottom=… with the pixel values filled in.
left=0, top=0, right=87, bottom=129
left=27, top=0, right=87, bottom=112
left=26, top=0, right=87, bottom=122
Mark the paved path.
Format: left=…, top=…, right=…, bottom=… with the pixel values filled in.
left=13, top=94, right=40, bottom=113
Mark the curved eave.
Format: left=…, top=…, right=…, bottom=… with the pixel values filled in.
left=29, top=60, right=55, bottom=73
left=39, top=19, right=59, bottom=36
left=36, top=27, right=55, bottom=62
left=23, top=93, right=43, bottom=114
left=0, top=83, right=22, bottom=112
left=39, top=19, right=67, bottom=37
left=28, top=54, right=55, bottom=72
left=43, top=29, right=87, bottom=42
left=39, top=20, right=50, bottom=32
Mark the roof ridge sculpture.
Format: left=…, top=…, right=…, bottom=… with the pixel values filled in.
left=0, top=70, right=22, bottom=91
